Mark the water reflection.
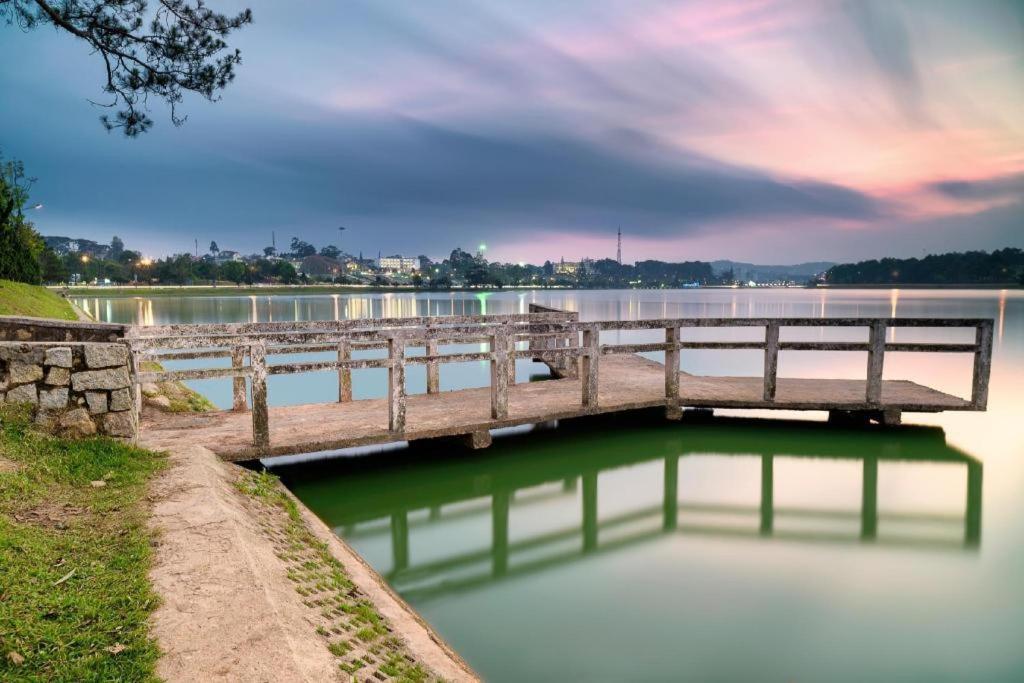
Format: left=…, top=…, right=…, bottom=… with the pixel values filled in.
left=278, top=415, right=982, bottom=604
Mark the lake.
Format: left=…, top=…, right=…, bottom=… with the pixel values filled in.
left=78, top=288, right=1024, bottom=681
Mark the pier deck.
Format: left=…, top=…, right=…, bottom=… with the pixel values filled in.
left=139, top=354, right=971, bottom=461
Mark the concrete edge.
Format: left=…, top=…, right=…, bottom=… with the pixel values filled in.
left=279, top=484, right=480, bottom=682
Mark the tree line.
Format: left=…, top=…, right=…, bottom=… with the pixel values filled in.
left=825, top=248, right=1024, bottom=285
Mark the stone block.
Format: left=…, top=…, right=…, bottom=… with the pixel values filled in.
left=59, top=408, right=97, bottom=438
left=6, top=383, right=38, bottom=405
left=85, top=391, right=108, bottom=414
left=71, top=366, right=130, bottom=391
left=39, top=387, right=69, bottom=411
left=102, top=411, right=135, bottom=438
left=44, top=347, right=73, bottom=368
left=0, top=344, right=44, bottom=364
left=84, top=344, right=128, bottom=369
left=45, top=367, right=70, bottom=386
left=9, top=361, right=43, bottom=385
left=109, top=387, right=132, bottom=412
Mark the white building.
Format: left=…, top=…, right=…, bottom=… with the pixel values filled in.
left=377, top=255, right=418, bottom=273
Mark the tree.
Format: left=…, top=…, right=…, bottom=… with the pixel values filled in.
left=0, top=151, right=44, bottom=283
left=289, top=237, right=315, bottom=258
left=263, top=245, right=276, bottom=257
left=272, top=260, right=297, bottom=284
left=209, top=240, right=219, bottom=255
left=219, top=259, right=245, bottom=284
left=40, top=248, right=68, bottom=282
left=319, top=244, right=340, bottom=259
left=110, top=235, right=124, bottom=258
left=2, top=0, right=253, bottom=136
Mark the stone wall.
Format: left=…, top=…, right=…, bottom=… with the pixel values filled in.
left=0, top=316, right=126, bottom=343
left=0, top=341, right=136, bottom=440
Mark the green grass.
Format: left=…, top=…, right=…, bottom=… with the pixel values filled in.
left=0, top=280, right=77, bottom=320
left=0, top=405, right=165, bottom=681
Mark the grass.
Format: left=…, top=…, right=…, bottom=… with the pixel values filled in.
left=139, top=361, right=217, bottom=413
left=0, top=404, right=165, bottom=681
left=235, top=470, right=431, bottom=682
left=0, top=280, right=77, bottom=320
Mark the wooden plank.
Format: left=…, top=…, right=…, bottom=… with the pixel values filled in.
left=866, top=321, right=886, bottom=405
left=581, top=326, right=599, bottom=408
left=665, top=326, right=681, bottom=419
left=231, top=346, right=248, bottom=412
left=138, top=356, right=976, bottom=462
left=249, top=342, right=269, bottom=454
left=490, top=330, right=509, bottom=420
left=337, top=340, right=352, bottom=403
left=426, top=339, right=440, bottom=394
left=971, top=320, right=994, bottom=410
left=388, top=337, right=406, bottom=433
left=764, top=321, right=780, bottom=402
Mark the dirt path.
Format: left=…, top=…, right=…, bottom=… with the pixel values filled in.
left=146, top=443, right=477, bottom=682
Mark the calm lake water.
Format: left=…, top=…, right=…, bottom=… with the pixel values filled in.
left=79, top=288, right=1024, bottom=681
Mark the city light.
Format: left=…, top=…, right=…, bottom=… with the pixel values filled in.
left=80, top=254, right=90, bottom=263
left=478, top=243, right=487, bottom=252
left=140, top=258, right=152, bottom=266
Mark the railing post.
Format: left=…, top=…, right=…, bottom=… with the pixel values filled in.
left=581, top=325, right=599, bottom=408
left=971, top=320, right=993, bottom=410
left=249, top=342, right=270, bottom=454
left=866, top=320, right=886, bottom=405
left=763, top=321, right=780, bottom=402
left=490, top=329, right=509, bottom=419
left=337, top=339, right=352, bottom=403
left=388, top=336, right=406, bottom=433
left=665, top=326, right=681, bottom=419
left=507, top=336, right=517, bottom=387
left=426, top=339, right=440, bottom=394
left=231, top=346, right=248, bottom=411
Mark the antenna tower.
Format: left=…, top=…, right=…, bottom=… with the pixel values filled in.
left=616, top=227, right=622, bottom=265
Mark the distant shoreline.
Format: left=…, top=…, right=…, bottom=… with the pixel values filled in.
left=53, top=282, right=1022, bottom=298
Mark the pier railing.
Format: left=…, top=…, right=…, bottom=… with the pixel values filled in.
left=125, top=314, right=993, bottom=455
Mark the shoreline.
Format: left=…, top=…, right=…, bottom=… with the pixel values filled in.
left=56, top=282, right=1024, bottom=299
left=145, top=439, right=477, bottom=681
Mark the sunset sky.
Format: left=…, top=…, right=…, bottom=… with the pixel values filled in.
left=1, top=0, right=1022, bottom=264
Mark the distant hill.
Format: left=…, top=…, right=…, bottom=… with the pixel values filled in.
left=43, top=235, right=110, bottom=257
left=711, top=260, right=835, bottom=283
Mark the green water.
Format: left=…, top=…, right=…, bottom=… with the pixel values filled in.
left=83, top=288, right=1024, bottom=681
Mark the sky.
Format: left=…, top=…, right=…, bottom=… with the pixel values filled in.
left=1, top=0, right=1022, bottom=265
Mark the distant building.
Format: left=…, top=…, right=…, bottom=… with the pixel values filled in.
left=378, top=255, right=418, bottom=273
left=213, top=250, right=243, bottom=263
left=555, top=258, right=579, bottom=276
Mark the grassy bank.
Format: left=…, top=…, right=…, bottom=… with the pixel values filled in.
left=0, top=281, right=77, bottom=319
left=0, top=406, right=165, bottom=680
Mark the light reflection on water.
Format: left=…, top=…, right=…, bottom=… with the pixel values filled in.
left=79, top=288, right=1024, bottom=681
